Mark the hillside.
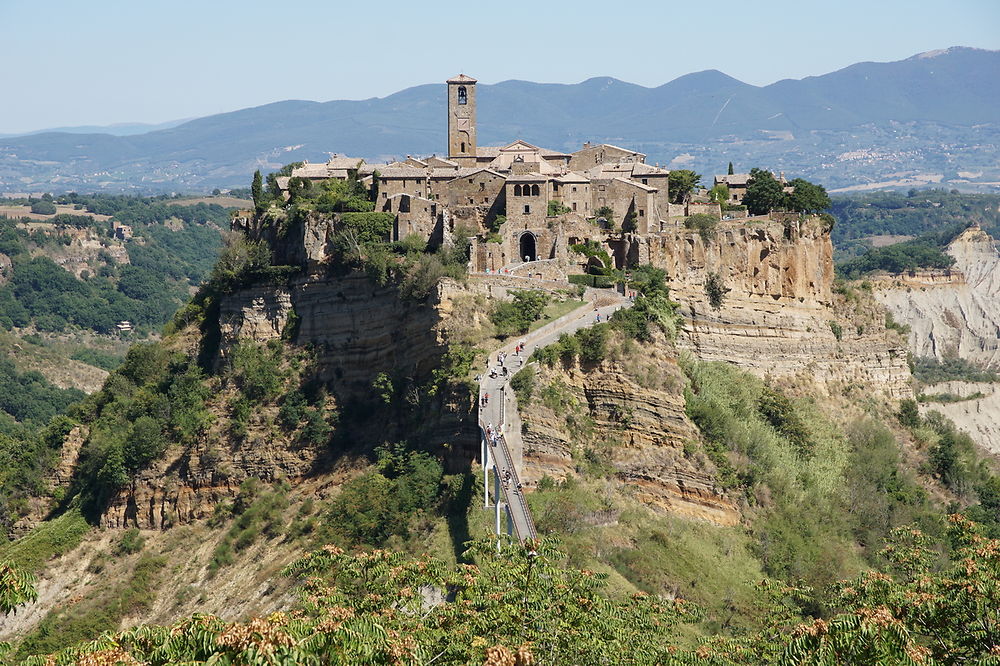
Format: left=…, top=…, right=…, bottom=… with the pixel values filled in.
left=1, top=47, right=998, bottom=194
left=0, top=163, right=998, bottom=663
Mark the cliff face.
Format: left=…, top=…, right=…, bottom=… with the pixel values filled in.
left=99, top=272, right=480, bottom=530
left=519, top=335, right=740, bottom=527
left=643, top=218, right=911, bottom=398
left=872, top=226, right=1000, bottom=454
left=874, top=226, right=1000, bottom=368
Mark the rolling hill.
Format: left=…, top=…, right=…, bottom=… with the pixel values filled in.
left=1, top=46, right=997, bottom=194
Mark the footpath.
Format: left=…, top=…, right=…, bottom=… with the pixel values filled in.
left=477, top=289, right=629, bottom=541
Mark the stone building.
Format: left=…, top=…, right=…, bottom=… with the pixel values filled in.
left=278, top=74, right=798, bottom=276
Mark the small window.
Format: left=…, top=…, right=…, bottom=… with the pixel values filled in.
left=531, top=184, right=539, bottom=196
left=523, top=204, right=530, bottom=214
left=599, top=185, right=605, bottom=191
left=483, top=197, right=489, bottom=203
left=572, top=202, right=577, bottom=211
left=642, top=178, right=648, bottom=184
left=639, top=209, right=645, bottom=217
left=460, top=142, right=466, bottom=153
left=457, top=86, right=467, bottom=105
left=479, top=181, right=485, bottom=191
left=572, top=186, right=577, bottom=193
left=469, top=178, right=473, bottom=184
left=514, top=184, right=522, bottom=196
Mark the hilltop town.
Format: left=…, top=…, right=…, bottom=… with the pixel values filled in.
left=266, top=74, right=802, bottom=280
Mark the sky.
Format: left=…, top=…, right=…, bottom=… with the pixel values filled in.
left=1, top=0, right=998, bottom=135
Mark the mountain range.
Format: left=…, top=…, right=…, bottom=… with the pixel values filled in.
left=1, top=46, right=998, bottom=195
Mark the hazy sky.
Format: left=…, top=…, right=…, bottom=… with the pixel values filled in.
left=1, top=0, right=998, bottom=134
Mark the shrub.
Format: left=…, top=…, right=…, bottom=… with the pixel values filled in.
left=684, top=213, right=719, bottom=242
left=510, top=368, right=535, bottom=405
left=491, top=290, right=549, bottom=338
left=547, top=200, right=571, bottom=217
left=705, top=272, right=728, bottom=310
left=576, top=324, right=609, bottom=364
left=897, top=398, right=921, bottom=428
left=829, top=321, right=843, bottom=341
left=113, top=528, right=145, bottom=556
left=30, top=200, right=57, bottom=215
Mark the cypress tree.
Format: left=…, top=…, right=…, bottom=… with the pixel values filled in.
left=251, top=170, right=264, bottom=212
left=727, top=162, right=734, bottom=175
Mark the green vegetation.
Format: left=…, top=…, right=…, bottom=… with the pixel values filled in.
left=546, top=199, right=571, bottom=216
left=323, top=444, right=444, bottom=547
left=10, top=517, right=1000, bottom=664
left=705, top=271, right=728, bottom=310
left=911, top=355, right=1000, bottom=385
left=836, top=225, right=962, bottom=279
left=742, top=169, right=830, bottom=216
left=708, top=183, right=729, bottom=204
left=0, top=358, right=83, bottom=430
left=0, top=510, right=89, bottom=572
left=510, top=367, right=535, bottom=405
left=830, top=189, right=1000, bottom=260
left=668, top=169, right=701, bottom=204
left=209, top=479, right=289, bottom=572
left=0, top=194, right=225, bottom=335
left=684, top=212, right=719, bottom=241
left=29, top=200, right=56, bottom=215
left=490, top=290, right=549, bottom=338
left=14, top=552, right=166, bottom=660
left=682, top=357, right=934, bottom=589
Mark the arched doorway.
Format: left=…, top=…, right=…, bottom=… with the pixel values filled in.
left=519, top=232, right=536, bottom=262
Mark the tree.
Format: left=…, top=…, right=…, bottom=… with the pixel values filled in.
left=705, top=271, right=729, bottom=310
left=547, top=200, right=571, bottom=217
left=684, top=213, right=719, bottom=242
left=251, top=170, right=264, bottom=213
left=743, top=168, right=785, bottom=216
left=709, top=183, right=730, bottom=205
left=30, top=200, right=56, bottom=215
left=728, top=161, right=735, bottom=175
left=668, top=170, right=701, bottom=204
left=785, top=178, right=831, bottom=213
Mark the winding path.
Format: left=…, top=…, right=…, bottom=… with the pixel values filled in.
left=477, top=289, right=629, bottom=541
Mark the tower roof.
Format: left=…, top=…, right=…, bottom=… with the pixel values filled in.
left=447, top=73, right=477, bottom=84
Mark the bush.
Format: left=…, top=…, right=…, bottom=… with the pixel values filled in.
left=30, top=200, right=57, bottom=215
left=829, top=321, right=843, bottom=341
left=705, top=272, right=728, bottom=310
left=897, top=398, right=921, bottom=428
left=113, top=528, right=145, bottom=556
left=547, top=200, right=571, bottom=217
left=510, top=367, right=535, bottom=405
left=576, top=324, right=610, bottom=364
left=684, top=213, right=719, bottom=242
left=491, top=290, right=549, bottom=338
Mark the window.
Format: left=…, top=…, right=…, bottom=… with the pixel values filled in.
left=457, top=86, right=467, bottom=105
left=639, top=209, right=644, bottom=217
left=642, top=178, right=648, bottom=184
left=514, top=184, right=522, bottom=196
left=599, top=185, right=605, bottom=191
left=553, top=183, right=559, bottom=193
left=531, top=184, right=539, bottom=196
left=460, top=142, right=466, bottom=153
left=469, top=178, right=474, bottom=184
left=523, top=204, right=530, bottom=214
left=572, top=186, right=577, bottom=193
left=480, top=181, right=485, bottom=191
left=572, top=202, right=577, bottom=211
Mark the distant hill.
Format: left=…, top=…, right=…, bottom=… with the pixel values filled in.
left=1, top=46, right=998, bottom=194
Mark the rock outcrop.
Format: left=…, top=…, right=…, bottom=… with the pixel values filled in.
left=644, top=217, right=911, bottom=398
left=874, top=226, right=1000, bottom=368
left=520, top=336, right=740, bottom=526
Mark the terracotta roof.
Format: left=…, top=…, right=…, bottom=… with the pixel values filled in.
left=447, top=74, right=477, bottom=84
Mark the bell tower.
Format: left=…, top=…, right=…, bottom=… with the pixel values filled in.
left=447, top=74, right=477, bottom=165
